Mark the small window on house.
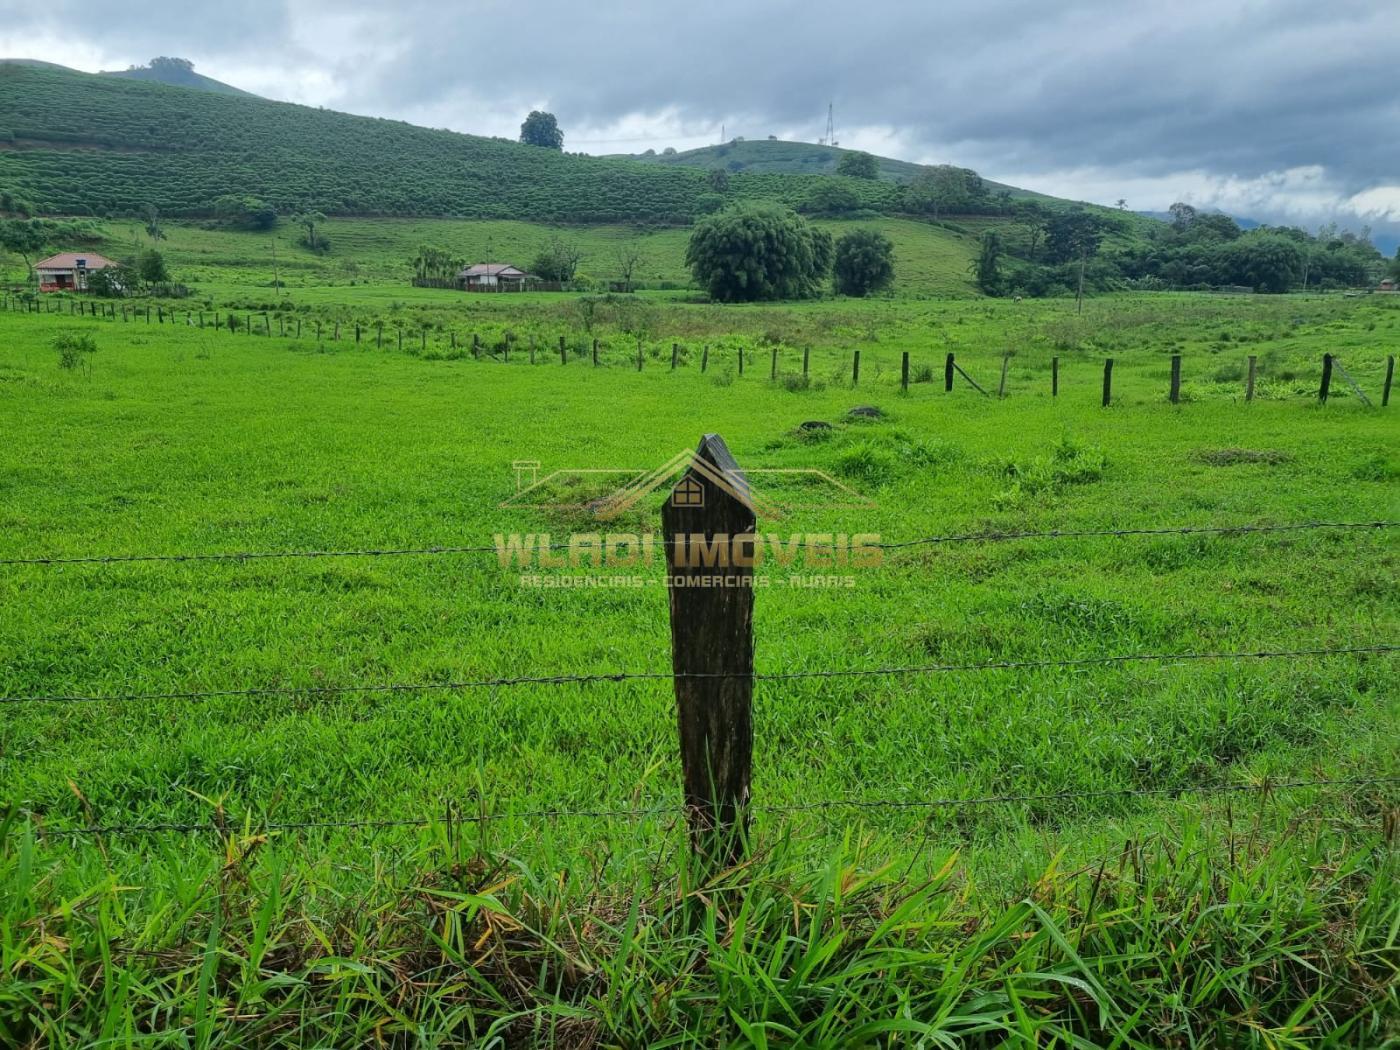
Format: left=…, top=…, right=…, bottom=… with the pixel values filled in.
left=673, top=477, right=705, bottom=508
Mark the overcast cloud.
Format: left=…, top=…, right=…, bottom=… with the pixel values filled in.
left=2, top=0, right=1397, bottom=244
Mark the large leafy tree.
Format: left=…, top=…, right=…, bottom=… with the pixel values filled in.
left=532, top=235, right=582, bottom=281
left=835, top=151, right=878, bottom=179
left=833, top=228, right=895, bottom=296
left=0, top=218, right=48, bottom=279
left=970, top=231, right=1002, bottom=295
left=519, top=111, right=564, bottom=150
left=685, top=204, right=832, bottom=302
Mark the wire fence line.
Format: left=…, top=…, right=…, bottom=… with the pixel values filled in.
left=5, top=644, right=1394, bottom=707
left=1, top=519, right=1393, bottom=568
left=22, top=775, right=1400, bottom=839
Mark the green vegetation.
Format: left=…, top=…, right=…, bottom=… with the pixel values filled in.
left=832, top=227, right=895, bottom=296
left=835, top=149, right=879, bottom=179
left=0, top=286, right=1395, bottom=1043
left=686, top=204, right=833, bottom=301
left=99, top=56, right=255, bottom=97
left=519, top=109, right=564, bottom=150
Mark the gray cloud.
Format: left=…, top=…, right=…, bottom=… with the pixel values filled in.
left=1, top=0, right=1397, bottom=237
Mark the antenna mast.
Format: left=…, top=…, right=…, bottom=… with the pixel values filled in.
left=824, top=102, right=837, bottom=148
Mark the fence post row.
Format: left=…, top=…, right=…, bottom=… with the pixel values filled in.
left=662, top=433, right=755, bottom=875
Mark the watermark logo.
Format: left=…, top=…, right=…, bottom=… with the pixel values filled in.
left=497, top=446, right=880, bottom=588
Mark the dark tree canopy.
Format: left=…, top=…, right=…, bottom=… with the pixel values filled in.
left=213, top=194, right=277, bottom=230
left=685, top=204, right=832, bottom=302
left=835, top=151, right=879, bottom=179
left=520, top=111, right=564, bottom=150
left=800, top=181, right=860, bottom=216
left=833, top=228, right=895, bottom=296
left=970, top=231, right=1003, bottom=295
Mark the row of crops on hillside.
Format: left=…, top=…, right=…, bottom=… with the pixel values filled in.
left=0, top=66, right=899, bottom=223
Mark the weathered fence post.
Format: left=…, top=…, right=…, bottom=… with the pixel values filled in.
left=637, top=338, right=644, bottom=371
left=1319, top=353, right=1333, bottom=403
left=738, top=348, right=744, bottom=376
left=421, top=330, right=426, bottom=352
left=1384, top=356, right=1394, bottom=408
left=803, top=347, right=810, bottom=378
left=1052, top=356, right=1059, bottom=397
left=296, top=319, right=301, bottom=338
left=398, top=329, right=403, bottom=352
left=998, top=354, right=1009, bottom=399
left=702, top=345, right=709, bottom=373
left=663, top=433, right=755, bottom=874
left=851, top=350, right=860, bottom=386
left=334, top=322, right=340, bottom=341
left=901, top=351, right=909, bottom=393
left=945, top=352, right=955, bottom=392
left=1246, top=356, right=1257, bottom=402
left=771, top=348, right=777, bottom=381
left=356, top=323, right=361, bottom=344
left=674, top=343, right=681, bottom=371
left=1102, top=358, right=1113, bottom=407
left=593, top=338, right=599, bottom=366
left=560, top=335, right=567, bottom=365
left=1169, top=354, right=1181, bottom=404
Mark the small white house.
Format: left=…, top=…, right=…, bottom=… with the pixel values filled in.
left=35, top=252, right=118, bottom=293
left=458, top=263, right=533, bottom=290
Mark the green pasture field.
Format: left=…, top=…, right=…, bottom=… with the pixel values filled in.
left=5, top=214, right=984, bottom=300
left=1, top=288, right=1397, bottom=1045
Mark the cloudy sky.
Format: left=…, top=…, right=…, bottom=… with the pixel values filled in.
left=2, top=0, right=1397, bottom=244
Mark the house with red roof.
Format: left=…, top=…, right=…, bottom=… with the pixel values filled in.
left=35, top=252, right=118, bottom=292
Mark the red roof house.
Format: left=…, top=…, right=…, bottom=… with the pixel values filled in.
left=35, top=252, right=118, bottom=293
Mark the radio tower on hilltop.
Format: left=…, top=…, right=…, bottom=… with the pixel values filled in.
left=822, top=102, right=838, bottom=148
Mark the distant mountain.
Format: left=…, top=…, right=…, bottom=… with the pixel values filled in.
left=615, top=138, right=1045, bottom=198
left=99, top=57, right=256, bottom=98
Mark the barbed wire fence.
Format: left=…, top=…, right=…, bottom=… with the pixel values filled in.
left=3, top=453, right=1397, bottom=854
left=3, top=293, right=1395, bottom=405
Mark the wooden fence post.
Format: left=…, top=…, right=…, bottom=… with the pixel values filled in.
left=945, top=352, right=955, bottom=392
left=1102, top=358, right=1113, bottom=407
left=296, top=319, right=301, bottom=338
left=529, top=336, right=536, bottom=365
left=674, top=343, right=681, bottom=371
left=334, top=322, right=340, bottom=341
left=398, top=329, right=403, bottom=352
left=702, top=345, right=709, bottom=373
left=1169, top=354, right=1181, bottom=404
left=421, top=330, right=426, bottom=352
left=901, top=351, right=909, bottom=393
left=662, top=433, right=755, bottom=873
left=998, top=355, right=1009, bottom=399
left=1052, top=356, right=1059, bottom=397
left=1319, top=353, right=1332, bottom=403
left=1383, top=356, right=1394, bottom=408
left=1246, top=356, right=1257, bottom=402
left=803, top=347, right=810, bottom=378
left=851, top=350, right=860, bottom=386
left=356, top=323, right=361, bottom=344
left=593, top=338, right=599, bottom=366
left=637, top=338, right=644, bottom=371
left=560, top=335, right=567, bottom=365
left=738, top=348, right=744, bottom=376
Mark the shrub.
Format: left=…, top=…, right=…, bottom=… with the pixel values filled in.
left=54, top=331, right=96, bottom=371
left=833, top=229, right=895, bottom=297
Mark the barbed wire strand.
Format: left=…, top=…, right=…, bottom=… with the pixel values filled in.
left=25, top=775, right=1400, bottom=839
left=1, top=520, right=1391, bottom=567
left=4, top=643, right=1394, bottom=707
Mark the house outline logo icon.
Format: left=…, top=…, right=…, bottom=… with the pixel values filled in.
left=499, top=448, right=874, bottom=521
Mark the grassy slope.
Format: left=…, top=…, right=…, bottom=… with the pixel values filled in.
left=0, top=292, right=1396, bottom=1042
left=98, top=64, right=255, bottom=97
left=37, top=214, right=984, bottom=297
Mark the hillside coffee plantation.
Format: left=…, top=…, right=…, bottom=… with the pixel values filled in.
left=0, top=48, right=1397, bottom=1049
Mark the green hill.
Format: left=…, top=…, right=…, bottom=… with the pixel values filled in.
left=618, top=138, right=1042, bottom=196
left=98, top=57, right=255, bottom=97
left=0, top=64, right=906, bottom=223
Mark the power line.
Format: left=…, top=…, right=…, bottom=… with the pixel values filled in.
left=4, top=644, right=1393, bottom=707
left=26, top=775, right=1400, bottom=839
left=1, top=520, right=1391, bottom=568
